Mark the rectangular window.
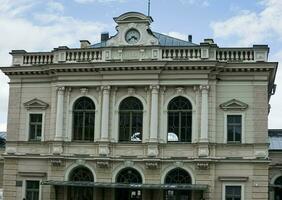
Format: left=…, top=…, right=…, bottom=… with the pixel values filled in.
left=227, top=115, right=242, bottom=143
left=26, top=180, right=40, bottom=200
left=29, top=114, right=42, bottom=141
left=225, top=185, right=241, bottom=200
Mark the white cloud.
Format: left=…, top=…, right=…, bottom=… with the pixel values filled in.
left=167, top=32, right=187, bottom=40
left=74, top=0, right=126, bottom=4
left=179, top=0, right=210, bottom=7
left=0, top=0, right=110, bottom=131
left=210, top=0, right=282, bottom=128
left=211, top=0, right=282, bottom=46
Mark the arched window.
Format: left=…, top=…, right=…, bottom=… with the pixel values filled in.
left=164, top=168, right=192, bottom=200
left=167, top=96, right=192, bottom=142
left=274, top=176, right=282, bottom=199
left=116, top=168, right=142, bottom=184
left=119, top=97, right=143, bottom=142
left=73, top=97, right=95, bottom=141
left=68, top=167, right=94, bottom=200
left=116, top=168, right=142, bottom=200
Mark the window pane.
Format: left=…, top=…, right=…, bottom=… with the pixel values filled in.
left=29, top=114, right=42, bottom=141
left=227, top=115, right=242, bottom=143
left=73, top=112, right=83, bottom=140
left=131, top=112, right=142, bottom=142
left=119, top=112, right=130, bottom=141
left=180, top=112, right=192, bottom=142
left=225, top=186, right=241, bottom=200
left=26, top=180, right=39, bottom=200
left=168, top=112, right=179, bottom=141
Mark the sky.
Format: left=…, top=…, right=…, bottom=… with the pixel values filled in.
left=0, top=0, right=281, bottom=131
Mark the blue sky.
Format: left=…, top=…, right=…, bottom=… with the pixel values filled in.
left=0, top=0, right=281, bottom=131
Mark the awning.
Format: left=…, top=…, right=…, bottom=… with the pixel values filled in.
left=41, top=180, right=208, bottom=191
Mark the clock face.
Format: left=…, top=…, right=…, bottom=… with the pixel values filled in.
left=125, top=29, right=140, bottom=44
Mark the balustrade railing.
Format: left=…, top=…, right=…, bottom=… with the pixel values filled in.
left=161, top=48, right=201, bottom=60
left=66, top=49, right=102, bottom=62
left=23, top=54, right=53, bottom=65
left=216, top=49, right=254, bottom=61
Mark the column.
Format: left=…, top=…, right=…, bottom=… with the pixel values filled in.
left=55, top=86, right=65, bottom=141
left=200, top=85, right=209, bottom=142
left=149, top=85, right=159, bottom=142
left=101, top=86, right=110, bottom=141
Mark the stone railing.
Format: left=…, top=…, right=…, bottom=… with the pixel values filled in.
left=216, top=48, right=254, bottom=62
left=9, top=44, right=269, bottom=66
left=161, top=47, right=201, bottom=60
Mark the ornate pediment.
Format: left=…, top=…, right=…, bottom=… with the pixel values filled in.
left=23, top=98, right=49, bottom=110
left=219, top=99, right=248, bottom=111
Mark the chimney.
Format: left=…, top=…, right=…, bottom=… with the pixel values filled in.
left=80, top=40, right=91, bottom=48
left=101, top=32, right=109, bottom=42
left=188, top=35, right=192, bottom=42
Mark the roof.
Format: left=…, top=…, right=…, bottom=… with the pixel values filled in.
left=269, top=129, right=282, bottom=150
left=91, top=32, right=197, bottom=48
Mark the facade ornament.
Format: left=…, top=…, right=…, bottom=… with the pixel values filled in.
left=124, top=160, right=134, bottom=167
left=145, top=161, right=159, bottom=169
left=175, top=87, right=184, bottom=95
left=57, top=86, right=65, bottom=94
left=196, top=162, right=209, bottom=170
left=174, top=161, right=184, bottom=167
left=128, top=87, right=136, bottom=95
left=50, top=159, right=62, bottom=167
left=97, top=160, right=110, bottom=168
left=150, top=85, right=160, bottom=92
left=23, top=98, right=49, bottom=110
left=199, top=85, right=210, bottom=91
left=76, top=159, right=86, bottom=165
left=80, top=87, right=88, bottom=96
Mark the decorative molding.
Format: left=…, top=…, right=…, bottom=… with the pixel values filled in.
left=80, top=87, right=88, bottom=96
left=218, top=176, right=249, bottom=182
left=57, top=86, right=65, bottom=93
left=124, top=160, right=134, bottom=167
left=50, top=159, right=62, bottom=167
left=145, top=161, right=159, bottom=169
left=76, top=159, right=86, bottom=165
left=18, top=172, right=47, bottom=177
left=23, top=98, right=49, bottom=110
left=220, top=99, right=248, bottom=111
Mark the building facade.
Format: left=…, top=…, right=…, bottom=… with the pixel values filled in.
left=0, top=12, right=278, bottom=200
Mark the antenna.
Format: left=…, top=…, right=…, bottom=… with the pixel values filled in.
left=148, top=0, right=151, bottom=16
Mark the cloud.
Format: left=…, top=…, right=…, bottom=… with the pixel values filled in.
left=0, top=0, right=110, bottom=131
left=210, top=0, right=282, bottom=128
left=179, top=0, right=210, bottom=7
left=210, top=0, right=282, bottom=46
left=74, top=0, right=126, bottom=4
left=167, top=32, right=187, bottom=40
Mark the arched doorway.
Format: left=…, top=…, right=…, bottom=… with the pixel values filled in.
left=275, top=176, right=282, bottom=200
left=68, top=166, right=94, bottom=200
left=116, top=168, right=142, bottom=200
left=164, top=168, right=192, bottom=200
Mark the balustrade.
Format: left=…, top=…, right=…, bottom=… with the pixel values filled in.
left=216, top=49, right=254, bottom=61
left=23, top=54, right=53, bottom=65
left=66, top=50, right=102, bottom=62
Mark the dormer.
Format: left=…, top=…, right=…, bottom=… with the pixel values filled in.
left=106, top=12, right=159, bottom=46
left=23, top=98, right=49, bottom=110
left=219, top=99, right=248, bottom=111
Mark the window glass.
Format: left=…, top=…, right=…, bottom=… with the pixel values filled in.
left=26, top=180, right=39, bottom=200
left=119, top=97, right=143, bottom=142
left=73, top=97, right=95, bottom=141
left=167, top=97, right=192, bottom=142
left=29, top=114, right=42, bottom=141
left=225, top=185, right=241, bottom=200
left=227, top=115, right=242, bottom=143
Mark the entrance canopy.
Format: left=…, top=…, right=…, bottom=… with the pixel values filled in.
left=41, top=180, right=208, bottom=191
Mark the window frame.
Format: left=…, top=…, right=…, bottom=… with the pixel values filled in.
left=222, top=183, right=244, bottom=200
left=24, top=179, right=41, bottom=200
left=167, top=96, right=193, bottom=143
left=224, top=113, right=245, bottom=144
left=26, top=112, right=45, bottom=142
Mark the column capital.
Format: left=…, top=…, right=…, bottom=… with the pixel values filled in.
left=101, top=85, right=111, bottom=91
left=150, top=85, right=160, bottom=92
left=57, top=86, right=65, bottom=93
left=199, top=85, right=210, bottom=91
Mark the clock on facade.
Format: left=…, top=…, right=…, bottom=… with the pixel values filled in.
left=125, top=29, right=140, bottom=44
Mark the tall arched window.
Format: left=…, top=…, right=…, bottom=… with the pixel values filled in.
left=68, top=166, right=94, bottom=200
left=167, top=96, right=192, bottom=142
left=164, top=168, right=192, bottom=200
left=116, top=168, right=142, bottom=200
left=73, top=97, right=95, bottom=141
left=119, top=97, right=143, bottom=142
left=274, top=176, right=282, bottom=200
